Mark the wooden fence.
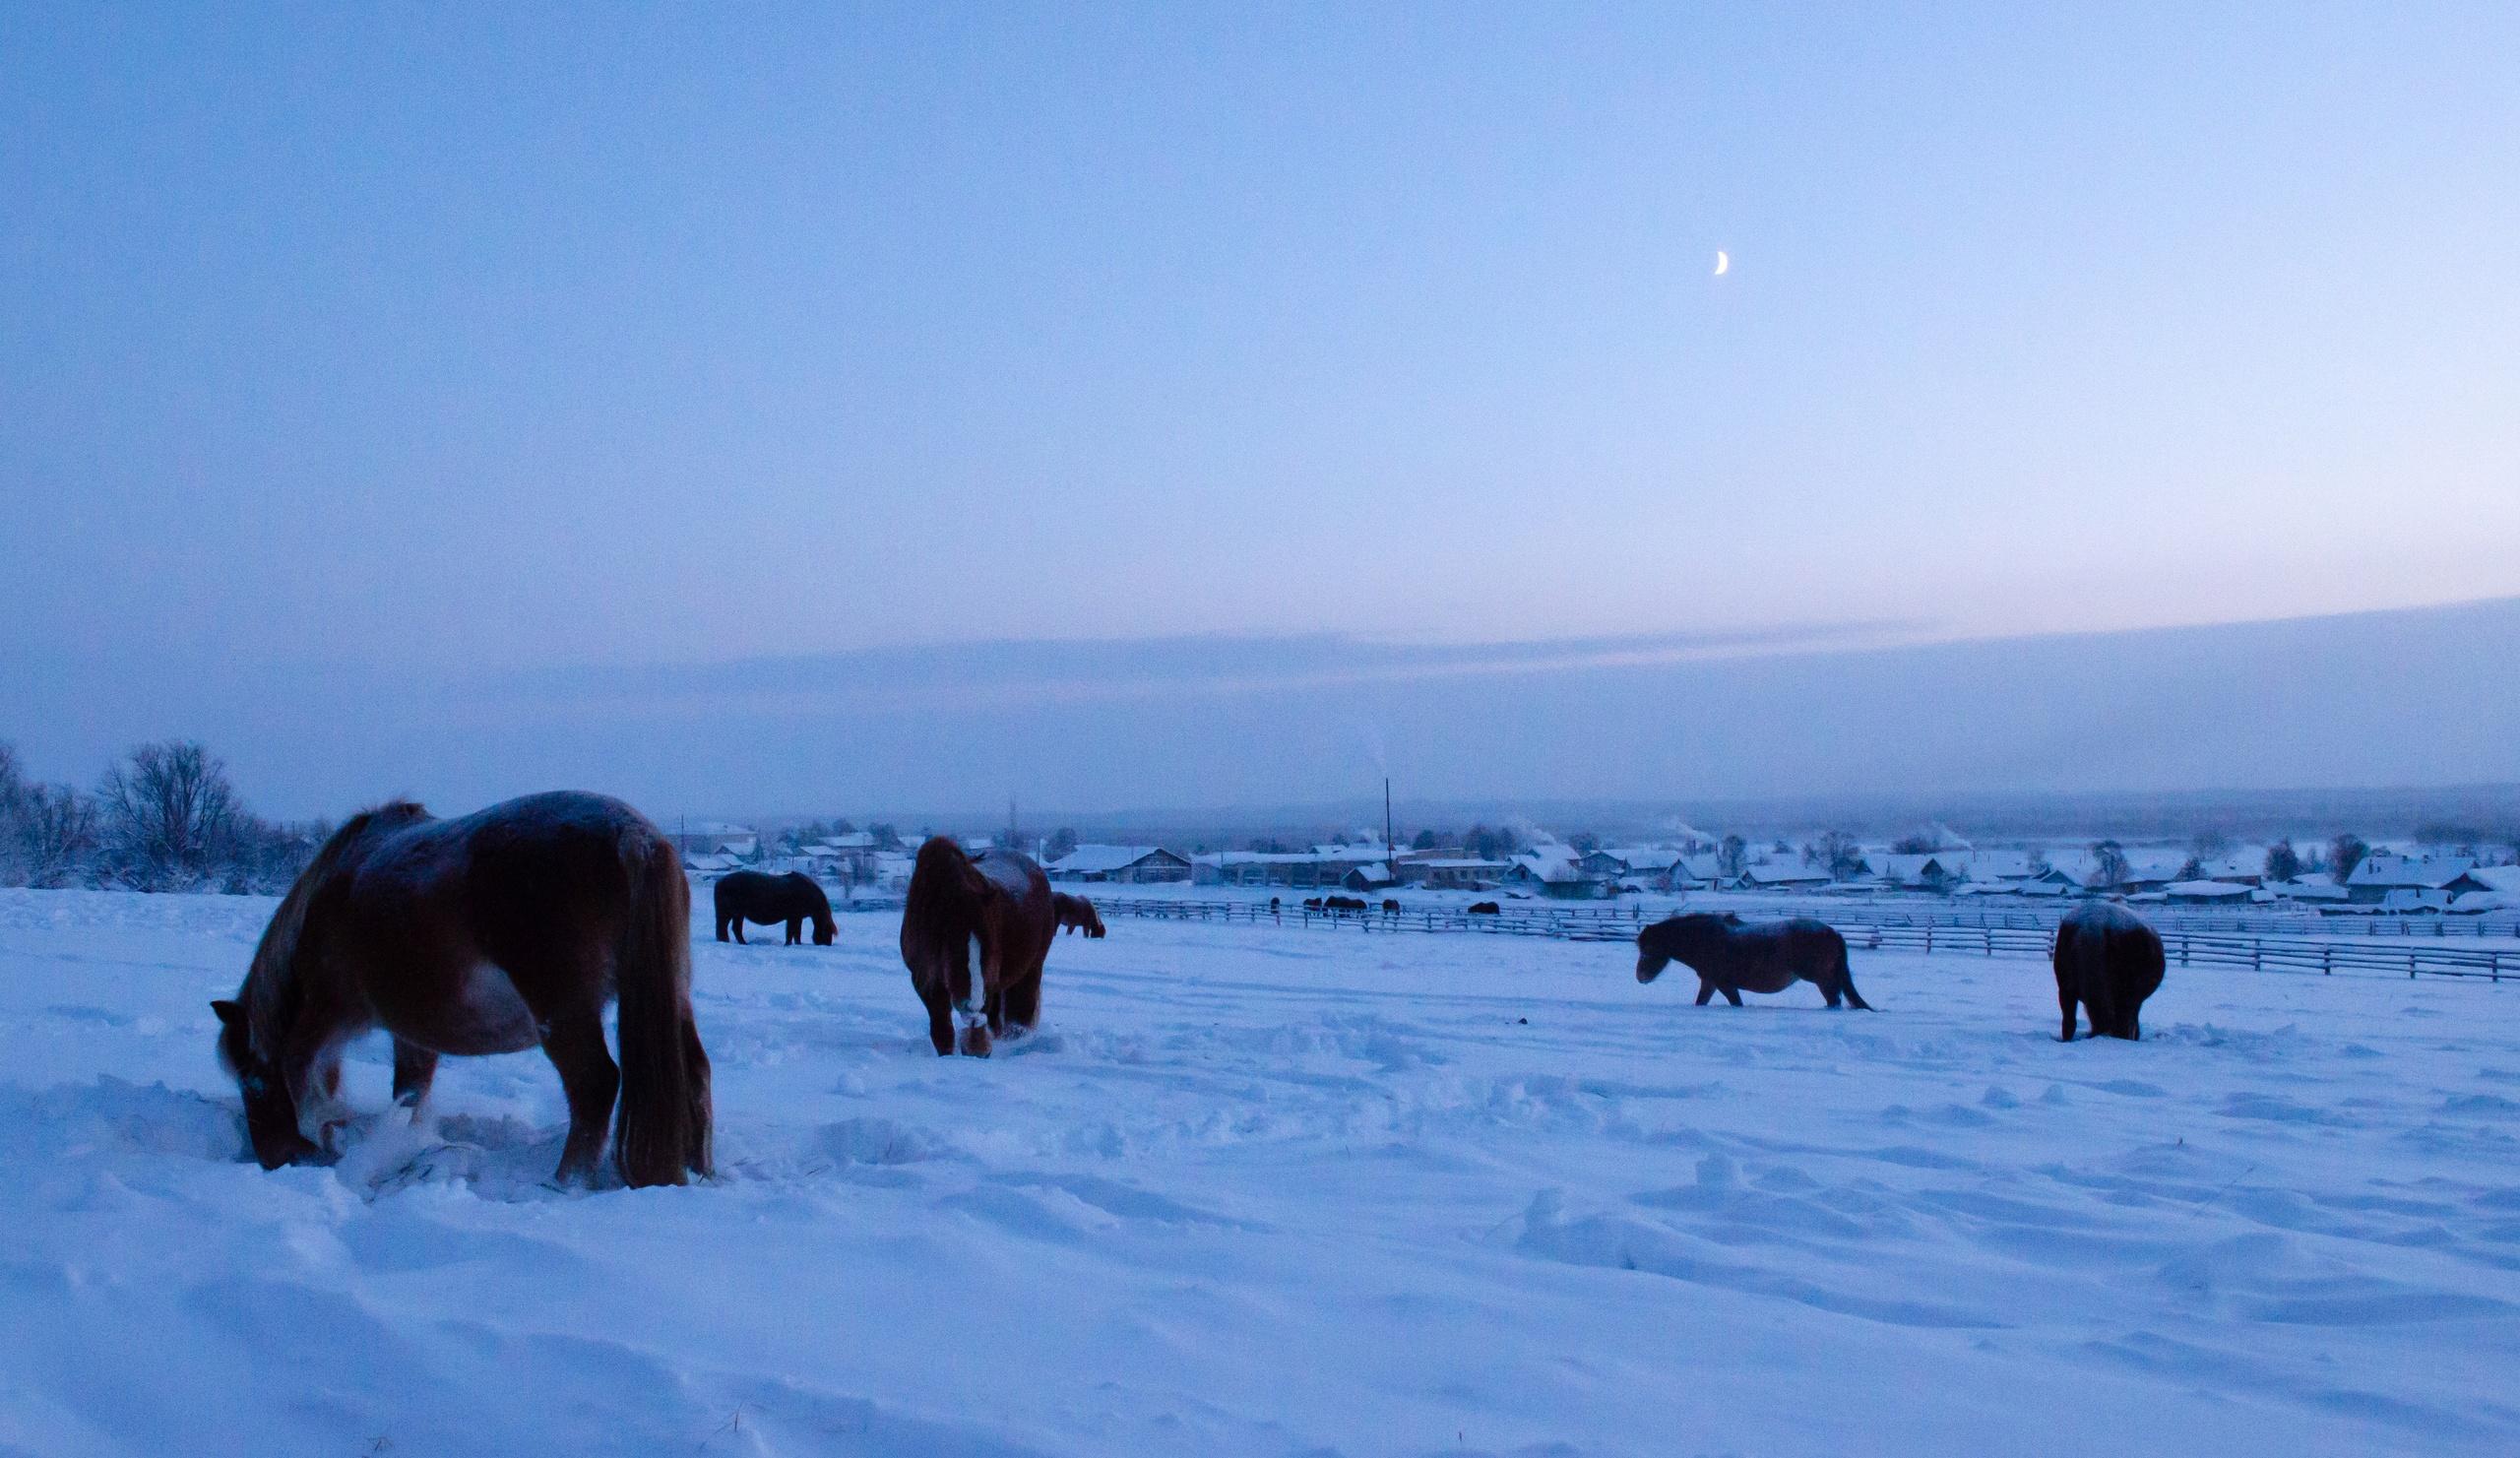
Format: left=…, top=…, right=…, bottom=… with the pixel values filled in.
left=1079, top=897, right=2520, bottom=983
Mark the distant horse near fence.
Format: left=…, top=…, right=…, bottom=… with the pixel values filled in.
left=713, top=869, right=836, bottom=946
left=2052, top=900, right=2166, bottom=1041
left=1052, top=892, right=1106, bottom=938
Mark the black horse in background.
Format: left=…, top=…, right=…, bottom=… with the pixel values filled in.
left=713, top=869, right=836, bottom=946
left=1636, top=913, right=1870, bottom=1009
left=2051, top=900, right=2166, bottom=1041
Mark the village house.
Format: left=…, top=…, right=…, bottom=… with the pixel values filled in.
left=2346, top=854, right=2490, bottom=906
left=1395, top=856, right=1513, bottom=889
left=1044, top=845, right=1194, bottom=884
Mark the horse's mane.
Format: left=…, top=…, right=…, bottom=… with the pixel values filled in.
left=901, top=837, right=991, bottom=971
left=240, top=800, right=429, bottom=1056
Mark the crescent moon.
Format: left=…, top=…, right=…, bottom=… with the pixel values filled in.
left=1714, top=250, right=1730, bottom=276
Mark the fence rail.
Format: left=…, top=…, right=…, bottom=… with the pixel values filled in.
left=1076, top=897, right=2520, bottom=983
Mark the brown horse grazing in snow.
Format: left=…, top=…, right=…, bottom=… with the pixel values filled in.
left=213, top=792, right=714, bottom=1188
left=714, top=868, right=836, bottom=945
left=1051, top=892, right=1105, bottom=938
left=1636, top=913, right=1870, bottom=1009
left=2051, top=900, right=2166, bottom=1041
left=902, top=839, right=1081, bottom=1056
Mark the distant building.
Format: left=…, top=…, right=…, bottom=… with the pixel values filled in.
left=672, top=821, right=758, bottom=857
left=1045, top=845, right=1194, bottom=884
left=1395, top=856, right=1513, bottom=889
left=1193, top=845, right=1392, bottom=889
left=1504, top=848, right=1614, bottom=899
left=2347, top=854, right=2489, bottom=905
left=1869, top=854, right=1971, bottom=893
left=1732, top=862, right=1831, bottom=891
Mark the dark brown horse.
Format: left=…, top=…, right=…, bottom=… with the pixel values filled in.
left=902, top=838, right=1084, bottom=1056
left=1636, top=913, right=1870, bottom=1009
left=2051, top=900, right=2166, bottom=1041
left=1051, top=892, right=1106, bottom=938
left=212, top=792, right=714, bottom=1188
left=714, top=868, right=836, bottom=945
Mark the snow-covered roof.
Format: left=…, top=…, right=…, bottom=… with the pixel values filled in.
left=2469, top=865, right=2520, bottom=894
left=1741, top=862, right=1830, bottom=884
left=2350, top=854, right=2478, bottom=890
left=2166, top=880, right=2252, bottom=899
left=1510, top=850, right=1597, bottom=884
left=1410, top=857, right=1512, bottom=870
left=1962, top=851, right=2040, bottom=881
left=1047, top=844, right=1184, bottom=875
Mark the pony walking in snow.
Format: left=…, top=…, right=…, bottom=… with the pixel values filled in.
left=213, top=792, right=714, bottom=1188
left=1635, top=913, right=1870, bottom=1009
left=2050, top=900, right=2166, bottom=1041
left=901, top=838, right=1083, bottom=1056
left=713, top=868, right=836, bottom=945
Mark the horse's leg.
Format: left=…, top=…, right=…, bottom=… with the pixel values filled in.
left=1002, top=972, right=1041, bottom=1033
left=787, top=917, right=802, bottom=945
left=280, top=1023, right=349, bottom=1160
left=1694, top=979, right=1715, bottom=1006
left=715, top=913, right=730, bottom=942
left=1721, top=985, right=1744, bottom=1007
left=731, top=919, right=747, bottom=945
left=2120, top=1007, right=2141, bottom=1041
left=918, top=983, right=955, bottom=1056
left=2082, top=981, right=2118, bottom=1045
left=392, top=1039, right=440, bottom=1119
left=539, top=1011, right=620, bottom=1186
left=2057, top=983, right=2079, bottom=1042
left=1820, top=978, right=1843, bottom=1009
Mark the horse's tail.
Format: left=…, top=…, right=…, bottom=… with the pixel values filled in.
left=613, top=828, right=713, bottom=1186
left=1833, top=933, right=1871, bottom=1010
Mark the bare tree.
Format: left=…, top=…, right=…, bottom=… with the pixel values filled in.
left=96, top=740, right=243, bottom=892
left=1806, top=830, right=1863, bottom=880
left=2089, top=839, right=2132, bottom=890
left=2263, top=839, right=2302, bottom=883
left=1717, top=833, right=1749, bottom=880
left=2328, top=833, right=2370, bottom=884
left=1047, top=826, right=1079, bottom=857
left=2190, top=827, right=2232, bottom=860
left=14, top=784, right=97, bottom=889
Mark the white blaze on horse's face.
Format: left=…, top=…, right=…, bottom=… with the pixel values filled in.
left=957, top=933, right=987, bottom=1024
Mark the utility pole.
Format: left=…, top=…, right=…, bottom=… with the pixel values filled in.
left=1385, top=777, right=1394, bottom=861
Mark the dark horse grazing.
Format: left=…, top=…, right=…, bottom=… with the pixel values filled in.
left=1051, top=893, right=1106, bottom=938
left=1635, top=913, right=1870, bottom=1009
left=902, top=839, right=1089, bottom=1056
left=2051, top=900, right=2166, bottom=1041
left=714, top=868, right=836, bottom=945
left=212, top=792, right=714, bottom=1188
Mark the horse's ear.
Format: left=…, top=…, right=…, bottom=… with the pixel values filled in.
left=211, top=998, right=240, bottom=1027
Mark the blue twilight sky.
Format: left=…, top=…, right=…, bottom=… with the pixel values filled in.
left=3, top=5, right=2518, bottom=812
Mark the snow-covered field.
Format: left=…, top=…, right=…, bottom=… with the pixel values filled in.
left=4, top=888, right=2518, bottom=1458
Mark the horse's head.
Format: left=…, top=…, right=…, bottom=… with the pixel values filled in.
left=1636, top=913, right=1727, bottom=983
left=217, top=802, right=421, bottom=1166
left=793, top=872, right=838, bottom=945
left=211, top=998, right=321, bottom=1169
